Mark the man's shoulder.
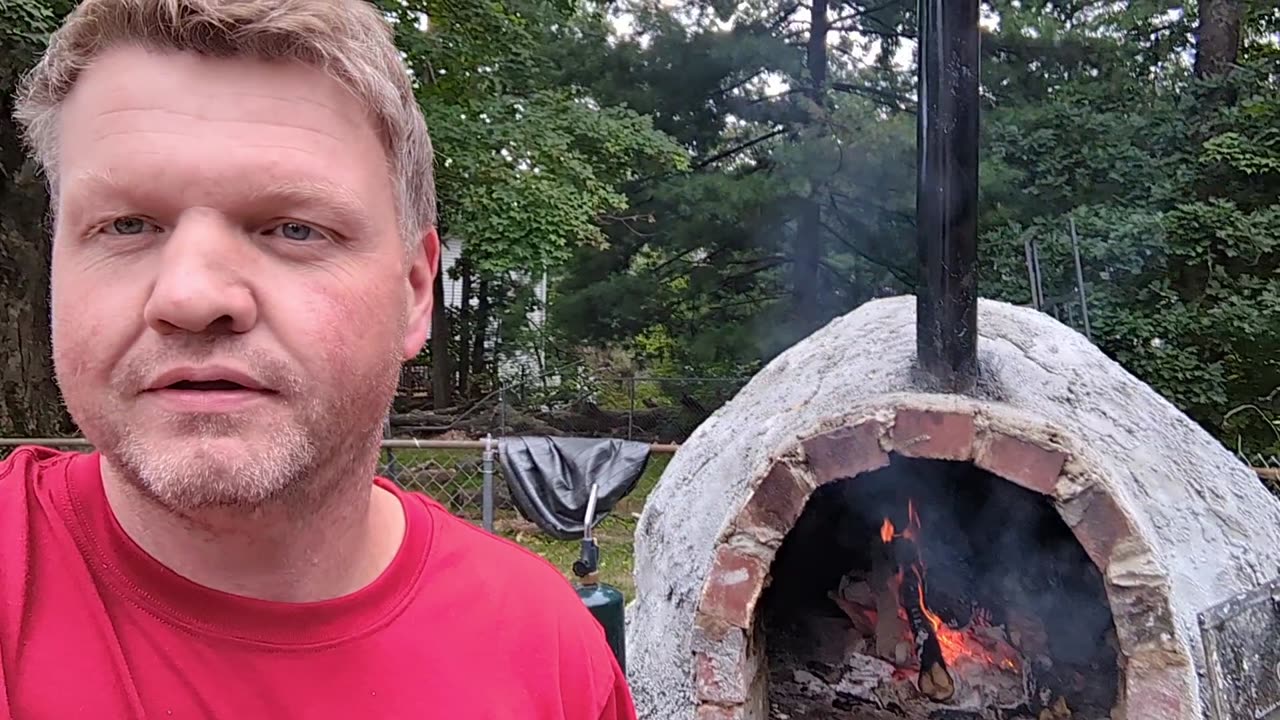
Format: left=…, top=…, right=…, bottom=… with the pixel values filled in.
left=415, top=491, right=581, bottom=586
left=400, top=488, right=599, bottom=616
left=0, top=445, right=81, bottom=498
left=400, top=489, right=633, bottom=717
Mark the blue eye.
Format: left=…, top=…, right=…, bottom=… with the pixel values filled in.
left=278, top=222, right=314, bottom=241
left=110, top=217, right=149, bottom=234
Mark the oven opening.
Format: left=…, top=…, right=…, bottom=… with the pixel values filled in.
left=761, top=454, right=1121, bottom=720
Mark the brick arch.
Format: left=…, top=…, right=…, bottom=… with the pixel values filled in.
left=689, top=404, right=1194, bottom=720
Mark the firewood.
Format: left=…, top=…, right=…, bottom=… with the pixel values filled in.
left=871, top=542, right=907, bottom=661
left=918, top=659, right=956, bottom=703
left=894, top=641, right=912, bottom=666
left=897, top=539, right=955, bottom=703
left=827, top=591, right=876, bottom=637
left=837, top=575, right=874, bottom=606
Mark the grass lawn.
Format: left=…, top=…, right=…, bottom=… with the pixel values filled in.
left=383, top=446, right=671, bottom=602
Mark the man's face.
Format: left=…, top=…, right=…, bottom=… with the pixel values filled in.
left=51, top=45, right=436, bottom=510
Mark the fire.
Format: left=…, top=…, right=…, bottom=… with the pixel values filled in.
left=881, top=500, right=1021, bottom=672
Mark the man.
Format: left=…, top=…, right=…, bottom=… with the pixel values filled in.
left=0, top=0, right=636, bottom=717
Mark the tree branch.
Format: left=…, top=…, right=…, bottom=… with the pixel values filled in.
left=713, top=69, right=769, bottom=100
left=767, top=1, right=802, bottom=31
left=829, top=81, right=916, bottom=111
left=818, top=216, right=915, bottom=288
left=693, top=127, right=789, bottom=170
left=706, top=293, right=787, bottom=313
left=714, top=257, right=790, bottom=293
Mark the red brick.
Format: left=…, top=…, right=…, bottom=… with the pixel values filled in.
left=1110, top=582, right=1179, bottom=655
left=694, top=653, right=724, bottom=702
left=694, top=650, right=754, bottom=704
left=801, top=421, right=889, bottom=483
left=976, top=432, right=1066, bottom=495
left=695, top=704, right=746, bottom=720
left=692, top=615, right=757, bottom=705
left=734, top=461, right=810, bottom=546
left=699, top=544, right=770, bottom=629
left=1121, top=659, right=1190, bottom=720
left=693, top=612, right=736, bottom=646
left=1065, top=488, right=1134, bottom=571
left=892, top=409, right=976, bottom=460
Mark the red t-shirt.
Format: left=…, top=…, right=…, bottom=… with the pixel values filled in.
left=0, top=446, right=636, bottom=719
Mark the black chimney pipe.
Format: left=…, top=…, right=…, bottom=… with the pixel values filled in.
left=916, top=0, right=980, bottom=393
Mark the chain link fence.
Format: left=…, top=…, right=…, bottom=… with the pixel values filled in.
left=0, top=437, right=669, bottom=530
left=0, top=438, right=514, bottom=526
left=495, top=375, right=749, bottom=444
left=388, top=374, right=748, bottom=448
left=378, top=439, right=507, bottom=526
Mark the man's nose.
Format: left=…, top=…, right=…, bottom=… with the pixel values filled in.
left=143, top=215, right=259, bottom=335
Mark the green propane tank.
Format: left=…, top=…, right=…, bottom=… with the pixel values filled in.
left=572, top=483, right=627, bottom=674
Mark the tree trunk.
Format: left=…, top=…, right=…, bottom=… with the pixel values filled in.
left=429, top=249, right=452, bottom=411
left=457, top=260, right=473, bottom=396
left=790, top=0, right=830, bottom=329
left=1194, top=0, right=1244, bottom=79
left=1178, top=0, right=1246, bottom=300
left=0, top=86, right=71, bottom=438
left=470, top=279, right=490, bottom=384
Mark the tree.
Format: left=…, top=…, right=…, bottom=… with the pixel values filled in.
left=0, top=0, right=688, bottom=424
left=979, top=1, right=1280, bottom=454
left=382, top=0, right=689, bottom=401
left=551, top=0, right=920, bottom=377
left=551, top=0, right=1280, bottom=455
left=0, top=0, right=76, bottom=437
left=1195, top=0, right=1244, bottom=79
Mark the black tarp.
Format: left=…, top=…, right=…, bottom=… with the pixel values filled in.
left=498, top=436, right=651, bottom=540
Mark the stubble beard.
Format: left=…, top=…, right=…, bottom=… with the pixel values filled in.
left=65, top=339, right=404, bottom=515
left=114, top=409, right=320, bottom=511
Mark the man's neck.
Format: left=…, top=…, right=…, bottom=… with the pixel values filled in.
left=100, top=456, right=407, bottom=603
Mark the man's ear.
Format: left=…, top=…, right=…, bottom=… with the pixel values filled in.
left=402, top=227, right=439, bottom=360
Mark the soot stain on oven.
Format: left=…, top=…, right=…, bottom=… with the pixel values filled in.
left=760, top=453, right=1120, bottom=720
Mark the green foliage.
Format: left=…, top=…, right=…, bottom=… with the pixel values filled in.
left=385, top=0, right=688, bottom=278
left=547, top=0, right=1280, bottom=457
left=979, top=34, right=1280, bottom=453
left=1202, top=132, right=1280, bottom=176
left=377, top=0, right=691, bottom=393
left=0, top=0, right=63, bottom=46
left=3, top=0, right=1278, bottom=458
left=428, top=90, right=688, bottom=275
left=0, top=0, right=76, bottom=86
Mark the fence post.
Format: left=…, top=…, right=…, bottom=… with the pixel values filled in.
left=627, top=376, right=636, bottom=441
left=482, top=433, right=495, bottom=533
left=499, top=384, right=507, bottom=437
left=382, top=415, right=401, bottom=483
left=1068, top=215, right=1093, bottom=341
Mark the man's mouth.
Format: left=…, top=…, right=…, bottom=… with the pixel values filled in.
left=165, top=380, right=253, bottom=391
left=147, top=365, right=273, bottom=394
left=145, top=369, right=276, bottom=412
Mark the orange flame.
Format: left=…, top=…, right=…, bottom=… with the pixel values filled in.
left=880, top=499, right=1021, bottom=673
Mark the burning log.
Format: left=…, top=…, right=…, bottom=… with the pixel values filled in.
left=898, top=545, right=955, bottom=702
left=881, top=505, right=957, bottom=703
left=871, top=538, right=908, bottom=661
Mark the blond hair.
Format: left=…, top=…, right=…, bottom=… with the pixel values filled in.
left=14, top=0, right=436, bottom=244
